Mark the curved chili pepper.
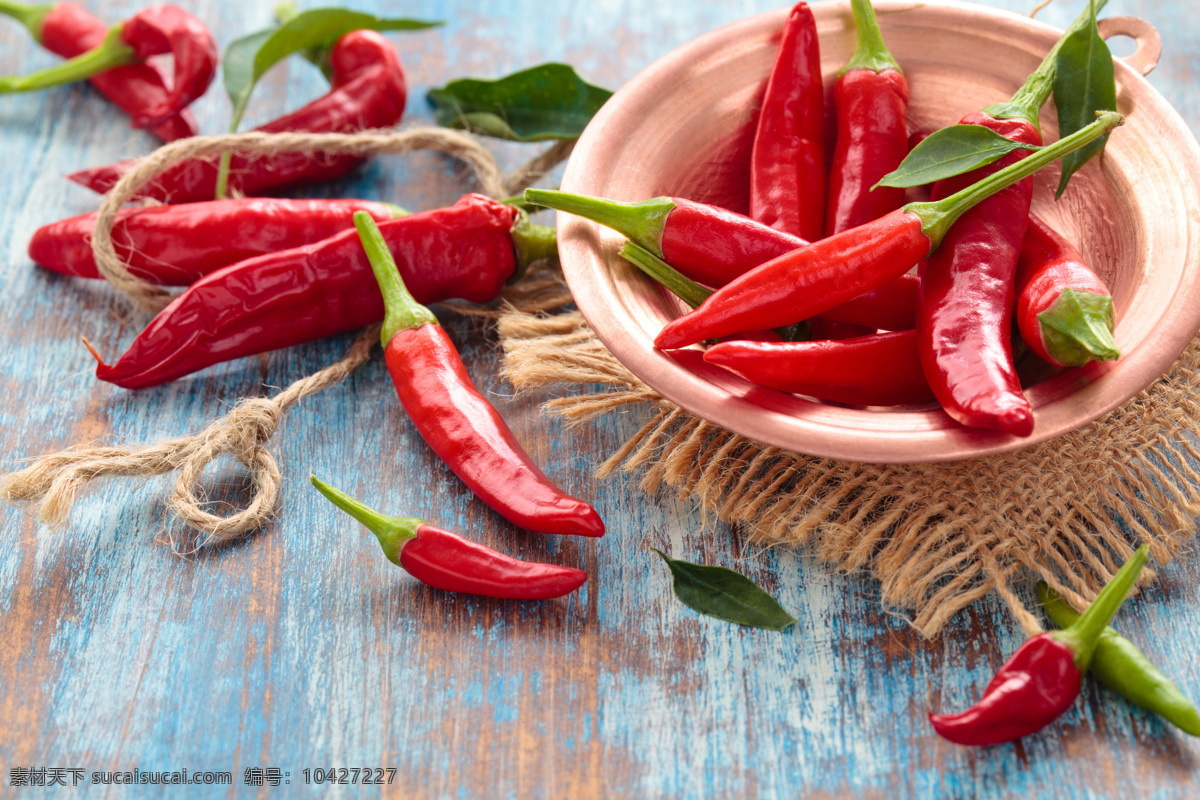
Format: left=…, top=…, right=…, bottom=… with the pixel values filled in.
left=69, top=29, right=406, bottom=202
left=824, top=0, right=909, bottom=236
left=0, top=1, right=197, bottom=140
left=310, top=476, right=588, bottom=600
left=354, top=212, right=604, bottom=538
left=1037, top=582, right=1200, bottom=737
left=85, top=194, right=555, bottom=389
left=31, top=198, right=404, bottom=285
left=0, top=4, right=217, bottom=128
left=651, top=112, right=1122, bottom=350
left=705, top=330, right=933, bottom=406
left=749, top=1, right=824, bottom=240
left=930, top=546, right=1148, bottom=746
left=1015, top=214, right=1118, bottom=368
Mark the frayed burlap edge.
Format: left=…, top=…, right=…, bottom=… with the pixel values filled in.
left=498, top=305, right=1200, bottom=638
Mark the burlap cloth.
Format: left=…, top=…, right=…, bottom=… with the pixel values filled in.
left=496, top=300, right=1200, bottom=638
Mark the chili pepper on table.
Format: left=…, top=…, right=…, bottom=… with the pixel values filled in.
left=749, top=1, right=824, bottom=240
left=0, top=4, right=216, bottom=129
left=353, top=211, right=604, bottom=538
left=1037, top=581, right=1200, bottom=737
left=86, top=194, right=555, bottom=389
left=30, top=198, right=405, bottom=285
left=650, top=111, right=1124, bottom=351
left=68, top=29, right=406, bottom=202
left=824, top=0, right=909, bottom=236
left=0, top=1, right=197, bottom=140
left=930, top=545, right=1148, bottom=746
left=310, top=476, right=588, bottom=600
left=1015, top=214, right=1119, bottom=368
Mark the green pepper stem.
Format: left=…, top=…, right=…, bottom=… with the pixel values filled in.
left=383, top=203, right=411, bottom=219
left=842, top=0, right=902, bottom=75
left=309, top=475, right=419, bottom=568
left=619, top=240, right=711, bottom=309
left=906, top=110, right=1123, bottom=248
left=523, top=188, right=674, bottom=258
left=0, top=0, right=54, bottom=42
left=509, top=210, right=558, bottom=283
left=1038, top=287, right=1119, bottom=366
left=352, top=211, right=438, bottom=345
left=0, top=25, right=136, bottom=93
left=1057, top=545, right=1149, bottom=671
left=986, top=0, right=1110, bottom=125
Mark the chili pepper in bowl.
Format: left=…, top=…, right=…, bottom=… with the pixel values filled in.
left=86, top=194, right=554, bottom=389
left=1015, top=214, right=1118, bottom=368
left=68, top=29, right=406, bottom=202
left=0, top=4, right=217, bottom=128
left=353, top=211, right=604, bottom=538
left=749, top=1, right=824, bottom=240
left=824, top=0, right=909, bottom=236
left=310, top=476, right=587, bottom=600
left=651, top=111, right=1124, bottom=353
left=0, top=1, right=197, bottom=140
left=929, top=546, right=1147, bottom=746
left=30, top=198, right=405, bottom=285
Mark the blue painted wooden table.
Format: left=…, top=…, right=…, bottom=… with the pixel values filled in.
left=1, top=1, right=1197, bottom=797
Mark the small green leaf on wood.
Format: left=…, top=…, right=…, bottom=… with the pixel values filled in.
left=427, top=63, right=613, bottom=142
left=651, top=549, right=797, bottom=630
left=1052, top=0, right=1117, bottom=198
left=874, top=125, right=1041, bottom=189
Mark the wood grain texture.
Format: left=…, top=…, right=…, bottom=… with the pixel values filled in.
left=0, top=1, right=1197, bottom=798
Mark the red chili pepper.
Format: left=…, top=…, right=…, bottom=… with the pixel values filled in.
left=0, top=3, right=217, bottom=129
left=1015, top=214, right=1118, bottom=367
left=705, top=330, right=933, bottom=406
left=85, top=194, right=555, bottom=389
left=0, top=1, right=197, bottom=140
left=824, top=0, right=909, bottom=236
left=749, top=2, right=824, bottom=240
left=310, top=476, right=588, bottom=600
left=353, top=212, right=604, bottom=538
left=651, top=112, right=1123, bottom=350
left=930, top=546, right=1148, bottom=746
left=30, top=198, right=404, bottom=285
left=68, top=29, right=406, bottom=202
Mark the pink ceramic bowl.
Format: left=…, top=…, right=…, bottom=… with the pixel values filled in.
left=556, top=1, right=1199, bottom=463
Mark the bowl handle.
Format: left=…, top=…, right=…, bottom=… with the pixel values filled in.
left=1097, top=16, right=1161, bottom=77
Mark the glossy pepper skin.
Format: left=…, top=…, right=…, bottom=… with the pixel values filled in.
left=1015, top=214, right=1118, bottom=368
left=69, top=29, right=406, bottom=201
left=88, top=195, right=528, bottom=389
left=31, top=198, right=400, bottom=285
left=310, top=477, right=588, bottom=600
left=354, top=212, right=604, bottom=539
left=704, top=330, right=933, bottom=406
left=918, top=112, right=1040, bottom=437
left=2, top=2, right=197, bottom=140
left=749, top=2, right=824, bottom=240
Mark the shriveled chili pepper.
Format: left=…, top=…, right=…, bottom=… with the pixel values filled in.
left=1015, top=214, right=1118, bottom=368
left=68, top=29, right=406, bottom=202
left=824, top=0, right=909, bottom=236
left=0, top=4, right=216, bottom=128
left=353, top=212, right=604, bottom=538
left=310, top=476, right=588, bottom=600
left=930, top=546, right=1148, bottom=746
left=31, top=197, right=405, bottom=285
left=705, top=330, right=933, bottom=406
left=650, top=111, right=1123, bottom=351
left=86, top=194, right=555, bottom=389
left=749, top=1, right=824, bottom=240
left=1037, top=581, right=1200, bottom=737
left=0, top=1, right=197, bottom=140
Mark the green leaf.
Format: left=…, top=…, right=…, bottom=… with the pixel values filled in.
left=427, top=63, right=612, bottom=142
left=1052, top=0, right=1117, bottom=198
left=875, top=125, right=1041, bottom=189
left=651, top=549, right=797, bottom=631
